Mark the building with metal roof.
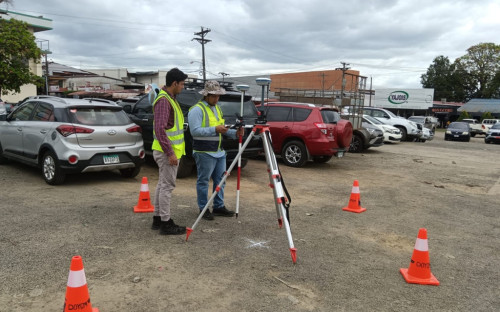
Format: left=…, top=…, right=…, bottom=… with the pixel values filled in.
left=457, top=99, right=500, bottom=118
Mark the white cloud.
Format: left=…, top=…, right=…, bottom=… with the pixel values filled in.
left=4, top=0, right=499, bottom=89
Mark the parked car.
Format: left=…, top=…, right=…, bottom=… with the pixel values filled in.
left=362, top=115, right=402, bottom=143
left=462, top=119, right=485, bottom=136
left=408, top=116, right=439, bottom=132
left=360, top=122, right=385, bottom=150
left=444, top=122, right=471, bottom=142
left=0, top=96, right=145, bottom=185
left=418, top=126, right=434, bottom=142
left=122, top=86, right=263, bottom=178
left=484, top=122, right=500, bottom=144
left=481, top=119, right=500, bottom=133
left=256, top=102, right=353, bottom=166
left=362, top=107, right=421, bottom=141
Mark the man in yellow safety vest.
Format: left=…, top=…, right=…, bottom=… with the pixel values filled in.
left=150, top=68, right=188, bottom=235
left=188, top=80, right=244, bottom=220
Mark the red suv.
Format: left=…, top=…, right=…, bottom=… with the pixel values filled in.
left=257, top=102, right=353, bottom=167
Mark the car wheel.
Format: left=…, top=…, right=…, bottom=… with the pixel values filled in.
left=471, top=133, right=476, bottom=137
left=120, top=165, right=141, bottom=178
left=396, top=126, right=407, bottom=141
left=349, top=134, right=364, bottom=153
left=313, top=155, right=333, bottom=163
left=420, top=139, right=426, bottom=143
left=281, top=140, right=308, bottom=167
left=42, top=151, right=65, bottom=185
left=177, top=155, right=195, bottom=178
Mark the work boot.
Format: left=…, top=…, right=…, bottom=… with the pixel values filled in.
left=159, top=219, right=186, bottom=235
left=213, top=206, right=235, bottom=217
left=151, top=216, right=161, bottom=230
left=200, top=210, right=214, bottom=221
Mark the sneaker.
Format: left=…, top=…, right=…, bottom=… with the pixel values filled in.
left=212, top=206, right=235, bottom=217
left=200, top=210, right=214, bottom=221
left=151, top=216, right=161, bottom=230
left=159, top=219, right=186, bottom=235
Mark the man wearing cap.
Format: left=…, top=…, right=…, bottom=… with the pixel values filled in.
left=151, top=68, right=188, bottom=235
left=188, top=80, right=244, bottom=220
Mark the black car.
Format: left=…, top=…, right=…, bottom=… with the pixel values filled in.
left=122, top=84, right=263, bottom=178
left=484, top=122, right=500, bottom=144
left=444, top=122, right=471, bottom=142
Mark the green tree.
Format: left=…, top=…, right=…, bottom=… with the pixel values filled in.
left=454, top=42, right=500, bottom=99
left=422, top=43, right=500, bottom=102
left=457, top=110, right=470, bottom=121
left=0, top=18, right=44, bottom=96
left=481, top=112, right=493, bottom=122
left=421, top=56, right=456, bottom=101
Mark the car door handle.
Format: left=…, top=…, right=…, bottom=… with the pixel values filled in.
left=17, top=127, right=22, bottom=132
left=40, top=129, right=48, bottom=134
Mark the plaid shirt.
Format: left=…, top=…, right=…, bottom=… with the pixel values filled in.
left=153, top=87, right=176, bottom=157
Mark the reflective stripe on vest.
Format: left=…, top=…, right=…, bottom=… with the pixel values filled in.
left=151, top=90, right=186, bottom=159
left=190, top=101, right=225, bottom=152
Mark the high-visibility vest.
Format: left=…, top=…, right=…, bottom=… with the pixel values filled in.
left=151, top=90, right=185, bottom=159
left=190, top=101, right=225, bottom=153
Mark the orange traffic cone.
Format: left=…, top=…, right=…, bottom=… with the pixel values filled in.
left=342, top=180, right=366, bottom=213
left=134, top=177, right=154, bottom=213
left=63, top=256, right=99, bottom=312
left=400, top=228, right=440, bottom=285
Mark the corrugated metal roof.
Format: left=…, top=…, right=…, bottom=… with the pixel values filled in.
left=457, top=99, right=500, bottom=113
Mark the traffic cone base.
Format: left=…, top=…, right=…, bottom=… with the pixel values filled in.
left=342, top=180, right=366, bottom=213
left=134, top=177, right=154, bottom=213
left=400, top=268, right=440, bottom=285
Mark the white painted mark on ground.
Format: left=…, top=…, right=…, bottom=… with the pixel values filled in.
left=487, top=173, right=500, bottom=195
left=244, top=238, right=270, bottom=249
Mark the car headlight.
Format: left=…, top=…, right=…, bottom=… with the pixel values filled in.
left=446, top=130, right=451, bottom=134
left=462, top=132, right=469, bottom=135
left=366, top=128, right=375, bottom=134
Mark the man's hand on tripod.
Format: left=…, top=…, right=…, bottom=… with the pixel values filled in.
left=215, top=125, right=229, bottom=134
left=236, top=127, right=245, bottom=137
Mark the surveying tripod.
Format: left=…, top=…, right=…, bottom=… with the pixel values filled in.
left=185, top=119, right=297, bottom=264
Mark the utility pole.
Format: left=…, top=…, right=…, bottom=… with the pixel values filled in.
left=335, top=62, right=350, bottom=106
left=219, top=72, right=229, bottom=82
left=192, top=27, right=211, bottom=82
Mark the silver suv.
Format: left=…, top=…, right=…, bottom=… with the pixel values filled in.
left=0, top=97, right=145, bottom=185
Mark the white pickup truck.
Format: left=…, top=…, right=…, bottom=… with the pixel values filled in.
left=462, top=119, right=484, bottom=137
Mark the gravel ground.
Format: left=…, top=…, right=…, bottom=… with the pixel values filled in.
left=0, top=132, right=499, bottom=311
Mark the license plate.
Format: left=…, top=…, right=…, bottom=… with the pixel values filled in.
left=103, top=154, right=120, bottom=164
left=454, top=135, right=459, bottom=137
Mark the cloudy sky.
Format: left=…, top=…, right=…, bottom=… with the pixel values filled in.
left=4, top=0, right=500, bottom=89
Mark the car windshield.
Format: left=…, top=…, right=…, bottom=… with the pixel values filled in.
left=218, top=100, right=258, bottom=122
left=449, top=122, right=469, bottom=130
left=69, top=107, right=131, bottom=126
left=364, top=115, right=384, bottom=125
left=408, top=116, right=425, bottom=123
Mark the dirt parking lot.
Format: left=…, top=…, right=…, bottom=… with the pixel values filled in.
left=0, top=132, right=499, bottom=311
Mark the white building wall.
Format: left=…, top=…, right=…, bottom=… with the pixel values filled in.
left=372, top=88, right=434, bottom=110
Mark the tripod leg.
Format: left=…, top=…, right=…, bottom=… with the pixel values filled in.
left=261, top=128, right=297, bottom=263
left=261, top=130, right=283, bottom=226
left=235, top=133, right=243, bottom=218
left=186, top=130, right=258, bottom=241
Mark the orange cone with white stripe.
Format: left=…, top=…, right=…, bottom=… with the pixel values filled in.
left=63, top=256, right=99, bottom=312
left=400, top=228, right=440, bottom=285
left=342, top=180, right=366, bottom=213
left=134, top=177, right=154, bottom=213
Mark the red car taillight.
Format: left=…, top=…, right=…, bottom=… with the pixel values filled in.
left=314, top=122, right=328, bottom=135
left=56, top=125, right=94, bottom=137
left=127, top=125, right=142, bottom=133
left=68, top=155, right=78, bottom=164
